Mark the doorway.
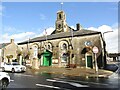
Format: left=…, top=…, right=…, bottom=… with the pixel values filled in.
left=86, top=56, right=93, bottom=68
left=42, top=50, right=52, bottom=66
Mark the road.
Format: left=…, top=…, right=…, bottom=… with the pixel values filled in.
left=5, top=67, right=119, bottom=90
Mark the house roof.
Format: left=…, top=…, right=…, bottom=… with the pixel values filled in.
left=18, top=29, right=101, bottom=45
left=108, top=53, right=120, bottom=57
left=0, top=43, right=10, bottom=49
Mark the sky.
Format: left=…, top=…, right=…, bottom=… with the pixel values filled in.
left=0, top=1, right=119, bottom=53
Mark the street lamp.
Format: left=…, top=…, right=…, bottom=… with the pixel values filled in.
left=103, top=31, right=113, bottom=39
left=68, top=29, right=74, bottom=68
left=102, top=30, right=113, bottom=68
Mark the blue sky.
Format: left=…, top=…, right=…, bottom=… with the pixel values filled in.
left=0, top=2, right=118, bottom=53
left=2, top=2, right=118, bottom=33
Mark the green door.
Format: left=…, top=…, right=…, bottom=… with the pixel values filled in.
left=43, top=50, right=52, bottom=66
left=43, top=56, right=49, bottom=66
left=87, top=56, right=93, bottom=68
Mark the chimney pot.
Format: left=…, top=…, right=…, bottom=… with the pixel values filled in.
left=10, top=39, right=14, bottom=43
left=76, top=23, right=80, bottom=30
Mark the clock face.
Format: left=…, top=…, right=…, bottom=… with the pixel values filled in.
left=85, top=41, right=92, bottom=46
left=58, top=24, right=61, bottom=29
left=57, top=23, right=62, bottom=31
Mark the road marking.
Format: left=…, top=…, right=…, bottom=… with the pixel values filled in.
left=47, top=79, right=89, bottom=87
left=53, top=78, right=109, bottom=86
left=14, top=74, right=33, bottom=77
left=10, top=80, right=14, bottom=82
left=113, top=77, right=120, bottom=79
left=36, top=84, right=62, bottom=89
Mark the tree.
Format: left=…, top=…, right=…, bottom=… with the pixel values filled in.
left=6, top=55, right=13, bottom=63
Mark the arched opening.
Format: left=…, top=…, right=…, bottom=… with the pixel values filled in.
left=42, top=50, right=52, bottom=66
left=59, top=41, right=69, bottom=67
left=59, top=14, right=62, bottom=19
left=85, top=52, right=93, bottom=69
left=33, top=46, right=38, bottom=58
left=82, top=47, right=93, bottom=69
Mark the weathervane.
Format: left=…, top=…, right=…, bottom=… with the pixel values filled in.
left=61, top=2, right=63, bottom=10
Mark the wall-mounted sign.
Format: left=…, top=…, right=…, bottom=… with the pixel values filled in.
left=93, top=46, right=99, bottom=54
left=84, top=41, right=92, bottom=46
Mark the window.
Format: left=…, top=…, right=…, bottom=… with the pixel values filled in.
left=47, top=43, right=52, bottom=51
left=59, top=14, right=61, bottom=19
left=58, top=24, right=61, bottom=29
left=62, top=43, right=67, bottom=49
left=48, top=45, right=51, bottom=50
left=33, top=46, right=38, bottom=58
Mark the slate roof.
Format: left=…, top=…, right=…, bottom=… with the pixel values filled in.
left=18, top=29, right=101, bottom=45
left=0, top=43, right=10, bottom=49
left=108, top=53, right=120, bottom=57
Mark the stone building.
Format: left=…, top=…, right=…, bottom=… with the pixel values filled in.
left=18, top=10, right=106, bottom=69
left=0, top=39, right=19, bottom=64
left=107, top=53, right=120, bottom=62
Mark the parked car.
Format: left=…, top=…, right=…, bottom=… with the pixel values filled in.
left=1, top=62, right=26, bottom=73
left=105, top=64, right=118, bottom=72
left=0, top=72, right=10, bottom=89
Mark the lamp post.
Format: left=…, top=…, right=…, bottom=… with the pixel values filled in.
left=61, top=2, right=63, bottom=10
left=69, top=29, right=74, bottom=67
left=103, top=31, right=113, bottom=40
left=1, top=43, right=5, bottom=67
left=93, top=46, right=99, bottom=73
left=102, top=31, right=113, bottom=68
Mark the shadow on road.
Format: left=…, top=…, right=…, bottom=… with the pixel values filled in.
left=104, top=64, right=118, bottom=72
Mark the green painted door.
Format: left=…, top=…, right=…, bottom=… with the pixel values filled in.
left=87, top=56, right=93, bottom=68
left=42, top=50, right=52, bottom=66
left=43, top=56, right=49, bottom=66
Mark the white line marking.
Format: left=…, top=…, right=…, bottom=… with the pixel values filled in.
left=36, top=84, right=61, bottom=89
left=47, top=79, right=89, bottom=87
left=15, top=74, right=33, bottom=77
left=53, top=78, right=109, bottom=86
left=10, top=80, right=14, bottom=82
left=113, top=77, right=120, bottom=79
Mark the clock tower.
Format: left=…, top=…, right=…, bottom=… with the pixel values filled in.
left=55, top=10, right=68, bottom=33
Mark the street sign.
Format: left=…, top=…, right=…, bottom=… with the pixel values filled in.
left=93, top=46, right=99, bottom=73
left=84, top=41, right=92, bottom=46
left=93, top=46, right=99, bottom=54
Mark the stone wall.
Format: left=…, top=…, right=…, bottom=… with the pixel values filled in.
left=18, top=33, right=104, bottom=68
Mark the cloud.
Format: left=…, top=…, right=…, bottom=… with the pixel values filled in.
left=0, top=26, right=55, bottom=44
left=0, top=32, right=35, bottom=43
left=44, top=27, right=55, bottom=35
left=87, top=24, right=118, bottom=53
left=35, top=27, right=55, bottom=37
left=87, top=25, right=113, bottom=33
left=70, top=25, right=76, bottom=30
left=0, top=24, right=118, bottom=53
left=40, top=14, right=46, bottom=20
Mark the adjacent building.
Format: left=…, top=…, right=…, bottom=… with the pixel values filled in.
left=18, top=10, right=106, bottom=69
left=0, top=39, right=19, bottom=64
left=107, top=53, right=120, bottom=62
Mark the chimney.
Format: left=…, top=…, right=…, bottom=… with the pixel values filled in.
left=76, top=23, right=80, bottom=30
left=10, top=39, right=14, bottom=43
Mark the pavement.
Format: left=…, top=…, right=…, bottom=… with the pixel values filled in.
left=28, top=66, right=113, bottom=78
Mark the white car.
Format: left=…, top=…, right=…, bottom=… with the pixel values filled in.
left=0, top=72, right=10, bottom=89
left=1, top=62, right=26, bottom=73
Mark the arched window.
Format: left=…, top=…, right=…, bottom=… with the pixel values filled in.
left=33, top=46, right=38, bottom=58
left=48, top=45, right=51, bottom=50
left=46, top=43, right=53, bottom=51
left=62, top=43, right=67, bottom=49
left=59, top=41, right=68, bottom=50
left=59, top=14, right=61, bottom=19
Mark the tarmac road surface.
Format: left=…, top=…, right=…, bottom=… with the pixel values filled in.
left=4, top=67, right=119, bottom=90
